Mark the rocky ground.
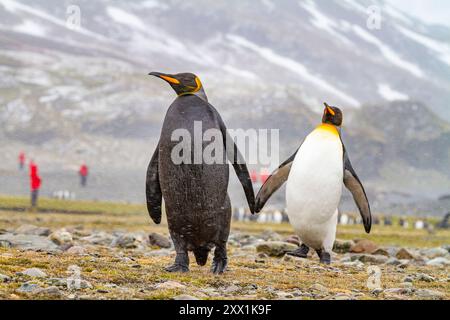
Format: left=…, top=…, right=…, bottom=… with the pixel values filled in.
left=0, top=197, right=449, bottom=300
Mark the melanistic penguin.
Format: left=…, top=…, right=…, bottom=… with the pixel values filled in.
left=146, top=72, right=255, bottom=274
left=255, top=103, right=371, bottom=264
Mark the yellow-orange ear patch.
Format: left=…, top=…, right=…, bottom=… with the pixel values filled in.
left=160, top=75, right=180, bottom=84
left=194, top=77, right=202, bottom=92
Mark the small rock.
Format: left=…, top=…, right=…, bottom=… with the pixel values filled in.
left=333, top=239, right=355, bottom=254
left=36, top=286, right=62, bottom=297
left=415, top=273, right=435, bottom=282
left=370, top=288, right=383, bottom=296
left=0, top=234, right=58, bottom=252
left=342, top=261, right=364, bottom=269
left=81, top=232, right=114, bottom=245
left=173, top=294, right=199, bottom=300
left=421, top=247, right=448, bottom=259
left=17, top=282, right=41, bottom=293
left=385, top=257, right=402, bottom=265
left=19, top=268, right=47, bottom=278
left=49, top=229, right=73, bottom=245
left=15, top=225, right=51, bottom=236
left=148, top=233, right=172, bottom=248
left=396, top=248, right=414, bottom=260
left=260, top=230, right=283, bottom=242
left=66, top=246, right=86, bottom=255
left=155, top=281, right=186, bottom=290
left=283, top=235, right=300, bottom=246
left=255, top=252, right=268, bottom=263
left=402, top=276, right=414, bottom=283
left=426, top=257, right=450, bottom=266
left=350, top=239, right=378, bottom=253
left=333, top=293, right=352, bottom=300
left=415, top=289, right=445, bottom=300
left=383, top=287, right=412, bottom=296
left=371, top=248, right=390, bottom=257
left=223, top=284, right=240, bottom=294
left=351, top=254, right=388, bottom=264
left=0, top=273, right=11, bottom=282
left=113, top=234, right=139, bottom=249
left=310, top=283, right=329, bottom=294
left=256, top=241, right=297, bottom=257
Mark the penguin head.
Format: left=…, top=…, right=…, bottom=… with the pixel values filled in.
left=148, top=72, right=207, bottom=100
left=322, top=102, right=343, bottom=126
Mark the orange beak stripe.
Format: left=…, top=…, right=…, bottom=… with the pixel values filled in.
left=159, top=75, right=180, bottom=84
left=326, top=106, right=335, bottom=116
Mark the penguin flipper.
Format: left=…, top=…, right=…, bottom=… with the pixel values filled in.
left=218, top=119, right=256, bottom=213
left=255, top=149, right=298, bottom=213
left=342, top=147, right=372, bottom=233
left=146, top=144, right=162, bottom=224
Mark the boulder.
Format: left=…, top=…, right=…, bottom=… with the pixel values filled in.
left=0, top=234, right=58, bottom=252
left=15, top=225, right=51, bottom=236
left=49, top=229, right=73, bottom=245
left=350, top=239, right=378, bottom=253
left=333, top=239, right=355, bottom=253
left=256, top=241, right=297, bottom=257
left=148, top=233, right=172, bottom=248
left=395, top=248, right=414, bottom=260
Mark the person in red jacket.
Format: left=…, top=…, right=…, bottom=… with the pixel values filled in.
left=260, top=168, right=270, bottom=184
left=79, top=163, right=89, bottom=187
left=18, top=151, right=26, bottom=170
left=29, top=160, right=41, bottom=208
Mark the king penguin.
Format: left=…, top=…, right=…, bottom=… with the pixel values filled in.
left=255, top=103, right=371, bottom=264
left=146, top=72, right=255, bottom=274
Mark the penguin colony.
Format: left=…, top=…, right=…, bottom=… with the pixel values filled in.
left=146, top=72, right=371, bottom=272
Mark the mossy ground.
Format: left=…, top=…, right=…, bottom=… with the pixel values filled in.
left=0, top=195, right=448, bottom=300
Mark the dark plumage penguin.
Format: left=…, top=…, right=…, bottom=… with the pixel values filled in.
left=146, top=72, right=255, bottom=274
left=255, top=103, right=371, bottom=264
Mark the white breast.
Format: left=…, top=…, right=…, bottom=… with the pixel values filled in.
left=286, top=126, right=343, bottom=249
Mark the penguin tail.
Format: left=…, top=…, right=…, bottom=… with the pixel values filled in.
left=193, top=246, right=210, bottom=266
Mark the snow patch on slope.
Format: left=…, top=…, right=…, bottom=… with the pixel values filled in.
left=226, top=34, right=360, bottom=107
left=378, top=83, right=409, bottom=101
left=14, top=20, right=46, bottom=37
left=396, top=25, right=450, bottom=67
left=352, top=25, right=424, bottom=78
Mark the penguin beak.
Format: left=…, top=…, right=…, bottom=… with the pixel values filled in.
left=148, top=72, right=180, bottom=84
left=323, top=102, right=335, bottom=116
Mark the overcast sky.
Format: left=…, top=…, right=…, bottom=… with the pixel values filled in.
left=389, top=0, right=450, bottom=27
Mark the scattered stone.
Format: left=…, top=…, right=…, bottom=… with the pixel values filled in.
left=283, top=235, right=300, bottom=246
left=255, top=252, right=268, bottom=263
left=17, top=282, right=41, bottom=293
left=112, top=234, right=139, bottom=249
left=415, top=289, right=445, bottom=300
left=260, top=230, right=283, bottom=242
left=426, top=257, right=450, bottom=266
left=19, top=268, right=47, bottom=278
left=370, top=288, right=383, bottom=296
left=333, top=239, right=355, bottom=254
left=173, top=294, right=199, bottom=300
left=148, top=233, right=171, bottom=248
left=0, top=234, right=58, bottom=252
left=333, top=293, right=352, bottom=300
left=351, top=254, right=388, bottom=264
left=396, top=248, right=414, bottom=260
left=421, top=247, right=448, bottom=259
left=371, top=248, right=390, bottom=257
left=310, top=283, right=329, bottom=294
left=155, top=281, right=186, bottom=290
left=415, top=273, right=435, bottom=282
left=350, top=239, right=378, bottom=254
left=0, top=273, right=11, bottom=282
left=15, top=225, right=51, bottom=237
left=66, top=245, right=86, bottom=255
left=49, top=229, right=73, bottom=245
left=400, top=282, right=414, bottom=289
left=402, top=276, right=414, bottom=283
left=36, top=286, right=62, bottom=297
left=384, top=257, right=399, bottom=266
left=223, top=284, right=240, bottom=294
left=256, top=241, right=297, bottom=257
left=397, top=260, right=410, bottom=269
left=383, top=287, right=412, bottom=296
left=342, top=261, right=364, bottom=269
left=81, top=232, right=114, bottom=246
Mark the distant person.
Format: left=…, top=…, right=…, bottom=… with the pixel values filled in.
left=18, top=151, right=25, bottom=170
left=250, top=170, right=259, bottom=184
left=79, top=163, right=89, bottom=187
left=260, top=168, right=270, bottom=184
left=29, top=160, right=41, bottom=208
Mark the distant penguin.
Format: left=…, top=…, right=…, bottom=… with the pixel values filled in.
left=255, top=103, right=371, bottom=264
left=146, top=72, right=255, bottom=274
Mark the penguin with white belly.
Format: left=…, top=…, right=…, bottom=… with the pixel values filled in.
left=255, top=103, right=371, bottom=264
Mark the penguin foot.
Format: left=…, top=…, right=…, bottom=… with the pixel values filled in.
left=287, top=243, right=309, bottom=258
left=211, top=258, right=228, bottom=274
left=165, top=263, right=189, bottom=273
left=315, top=249, right=331, bottom=265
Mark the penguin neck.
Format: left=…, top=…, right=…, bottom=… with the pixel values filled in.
left=316, top=123, right=340, bottom=136
left=178, top=88, right=208, bottom=102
